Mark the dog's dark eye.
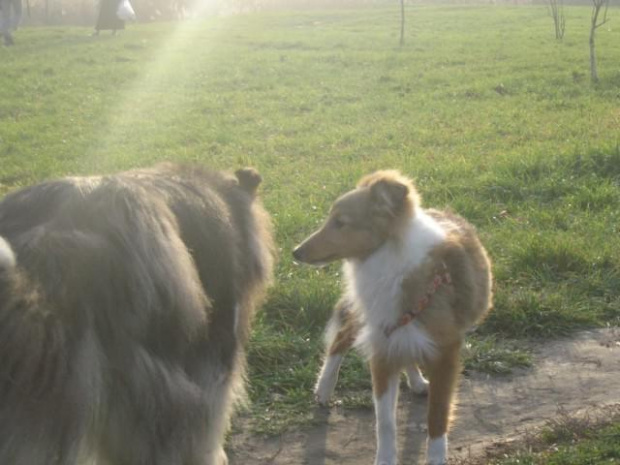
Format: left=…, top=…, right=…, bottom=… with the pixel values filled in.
left=333, top=218, right=346, bottom=229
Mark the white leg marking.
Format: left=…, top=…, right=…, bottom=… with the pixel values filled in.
left=374, top=374, right=400, bottom=465
left=203, top=371, right=234, bottom=465
left=205, top=448, right=228, bottom=465
left=426, top=434, right=448, bottom=465
left=405, top=365, right=429, bottom=395
left=217, top=448, right=229, bottom=465
left=314, top=353, right=344, bottom=406
left=0, top=237, right=16, bottom=269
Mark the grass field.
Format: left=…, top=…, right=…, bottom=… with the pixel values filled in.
left=1, top=3, right=620, bottom=438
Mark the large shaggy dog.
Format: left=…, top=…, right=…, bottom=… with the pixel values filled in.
left=293, top=170, right=492, bottom=465
left=0, top=164, right=274, bottom=465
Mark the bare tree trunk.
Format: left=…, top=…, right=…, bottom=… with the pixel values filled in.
left=589, top=10, right=598, bottom=83
left=549, top=0, right=566, bottom=40
left=399, top=0, right=405, bottom=47
left=589, top=0, right=609, bottom=84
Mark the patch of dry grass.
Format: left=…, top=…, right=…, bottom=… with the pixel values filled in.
left=455, top=404, right=620, bottom=464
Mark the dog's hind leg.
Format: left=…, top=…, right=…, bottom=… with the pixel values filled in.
left=405, top=364, right=429, bottom=395
left=315, top=352, right=345, bottom=406
left=425, top=342, right=461, bottom=465
left=314, top=297, right=360, bottom=406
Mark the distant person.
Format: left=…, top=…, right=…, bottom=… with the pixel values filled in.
left=93, top=0, right=124, bottom=36
left=0, top=0, right=23, bottom=46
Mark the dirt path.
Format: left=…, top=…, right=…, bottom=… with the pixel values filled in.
left=228, top=328, right=620, bottom=464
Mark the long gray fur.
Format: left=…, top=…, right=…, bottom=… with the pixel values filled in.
left=0, top=163, right=274, bottom=465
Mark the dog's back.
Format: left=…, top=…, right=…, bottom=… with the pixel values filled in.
left=0, top=164, right=274, bottom=465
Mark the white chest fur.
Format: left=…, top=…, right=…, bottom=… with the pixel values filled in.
left=344, top=211, right=446, bottom=360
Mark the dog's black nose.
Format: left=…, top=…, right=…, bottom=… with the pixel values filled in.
left=292, top=247, right=303, bottom=262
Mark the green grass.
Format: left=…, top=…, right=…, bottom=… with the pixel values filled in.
left=1, top=5, right=619, bottom=433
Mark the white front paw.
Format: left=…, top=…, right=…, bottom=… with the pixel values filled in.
left=426, top=458, right=446, bottom=465
left=218, top=449, right=229, bottom=465
left=207, top=448, right=228, bottom=465
left=426, top=435, right=447, bottom=465
left=375, top=453, right=397, bottom=465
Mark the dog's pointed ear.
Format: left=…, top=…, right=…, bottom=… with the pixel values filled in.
left=235, top=168, right=262, bottom=196
left=370, top=179, right=409, bottom=215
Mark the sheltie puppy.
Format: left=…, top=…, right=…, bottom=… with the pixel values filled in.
left=293, top=170, right=492, bottom=465
left=0, top=163, right=274, bottom=465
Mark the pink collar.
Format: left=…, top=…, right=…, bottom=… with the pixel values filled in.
left=384, top=262, right=452, bottom=338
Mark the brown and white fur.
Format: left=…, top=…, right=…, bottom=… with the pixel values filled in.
left=0, top=163, right=274, bottom=465
left=293, top=170, right=492, bottom=465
